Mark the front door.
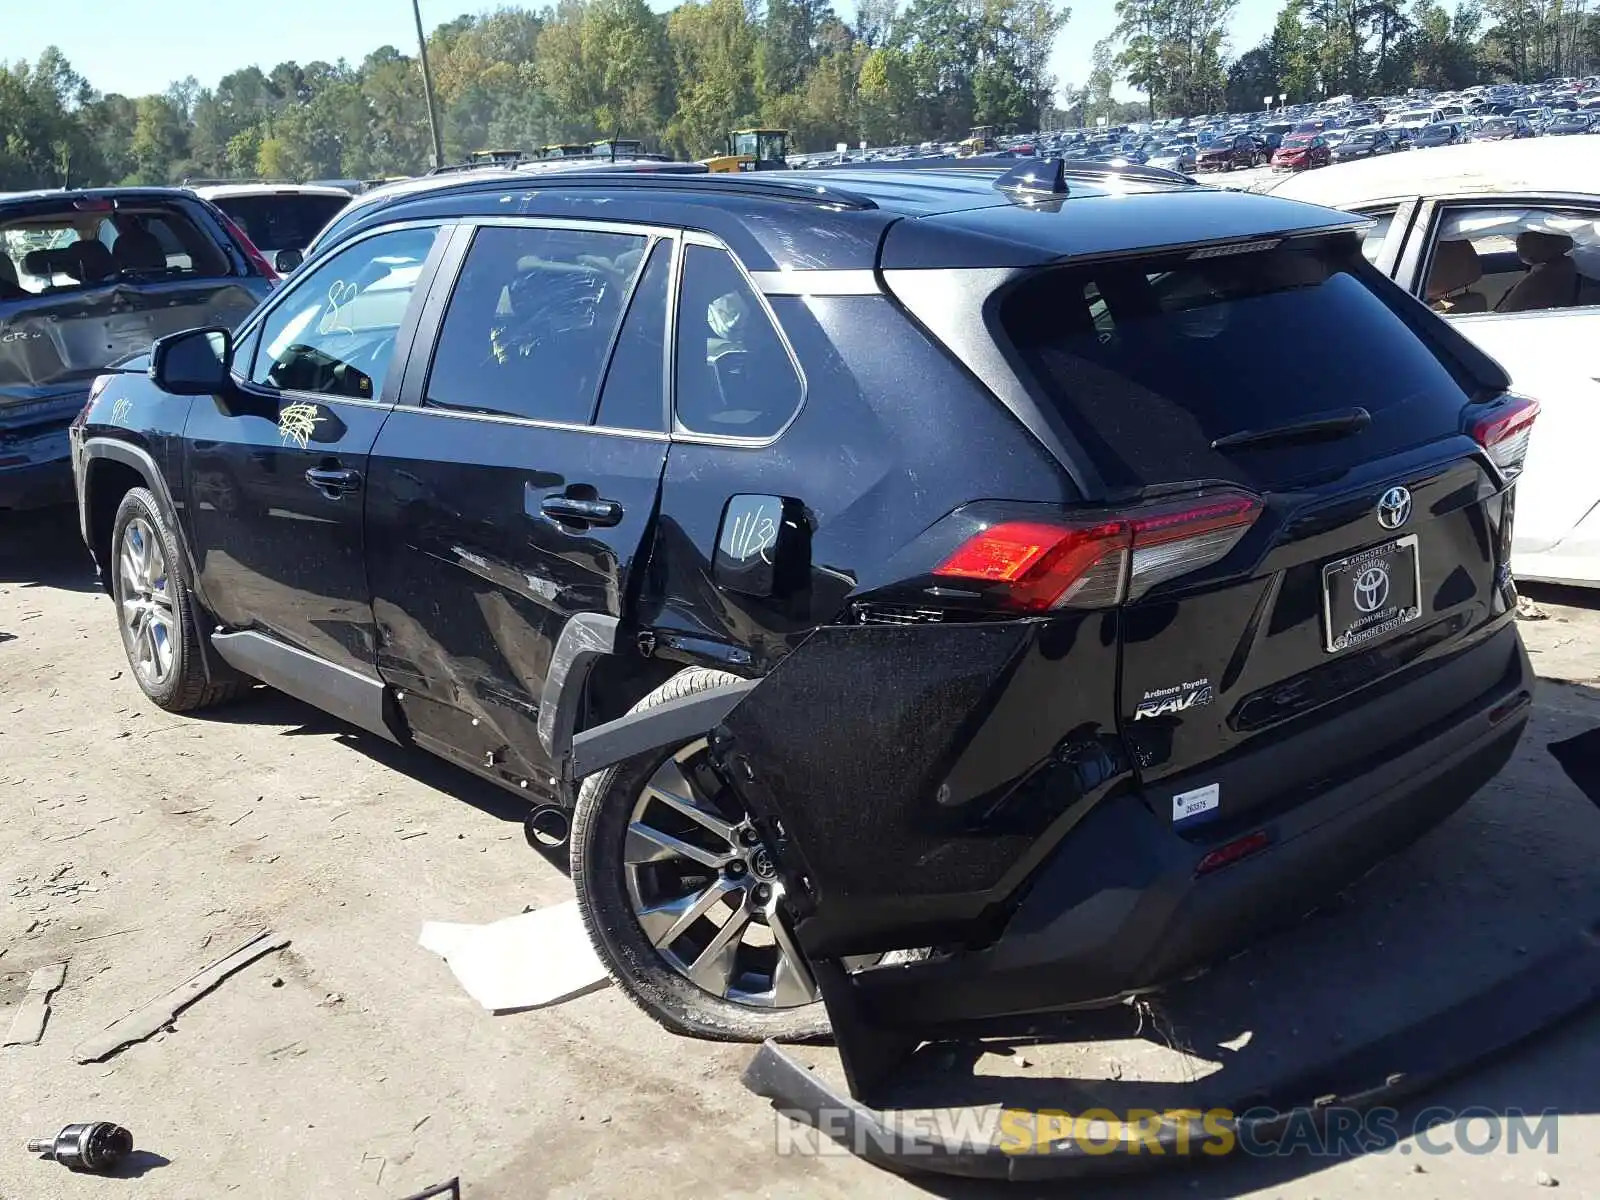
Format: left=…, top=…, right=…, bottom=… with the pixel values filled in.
left=364, top=220, right=674, bottom=796
left=183, top=223, right=445, bottom=674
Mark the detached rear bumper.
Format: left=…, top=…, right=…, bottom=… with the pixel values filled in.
left=837, top=625, right=1531, bottom=1030
left=745, top=915, right=1600, bottom=1179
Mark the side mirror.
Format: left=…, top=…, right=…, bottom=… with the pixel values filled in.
left=150, top=327, right=233, bottom=396
left=274, top=248, right=303, bottom=273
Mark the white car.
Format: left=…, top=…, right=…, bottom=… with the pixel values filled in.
left=187, top=183, right=353, bottom=274
left=1269, top=139, right=1600, bottom=586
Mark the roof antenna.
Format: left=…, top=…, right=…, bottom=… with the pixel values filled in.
left=993, top=157, right=1067, bottom=199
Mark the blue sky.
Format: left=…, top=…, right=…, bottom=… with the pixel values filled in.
left=8, top=0, right=1281, bottom=103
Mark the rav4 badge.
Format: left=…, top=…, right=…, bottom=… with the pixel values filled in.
left=1134, top=677, right=1213, bottom=721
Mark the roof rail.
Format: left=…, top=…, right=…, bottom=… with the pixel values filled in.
left=424, top=161, right=512, bottom=177
left=858, top=153, right=1198, bottom=188
left=379, top=169, right=880, bottom=212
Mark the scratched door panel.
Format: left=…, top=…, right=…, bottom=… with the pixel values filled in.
left=364, top=415, right=668, bottom=786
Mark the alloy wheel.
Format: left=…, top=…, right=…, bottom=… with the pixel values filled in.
left=623, top=740, right=818, bottom=1008
left=119, top=517, right=176, bottom=687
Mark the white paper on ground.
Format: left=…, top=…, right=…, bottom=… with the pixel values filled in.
left=418, top=901, right=610, bottom=1013
left=418, top=920, right=477, bottom=958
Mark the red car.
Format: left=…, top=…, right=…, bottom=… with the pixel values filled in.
left=1271, top=133, right=1331, bottom=171
left=1195, top=133, right=1261, bottom=172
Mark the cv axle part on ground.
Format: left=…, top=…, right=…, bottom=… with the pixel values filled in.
left=26, top=1122, right=133, bottom=1173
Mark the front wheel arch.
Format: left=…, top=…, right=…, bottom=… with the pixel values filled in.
left=80, top=440, right=199, bottom=600
left=84, top=457, right=146, bottom=594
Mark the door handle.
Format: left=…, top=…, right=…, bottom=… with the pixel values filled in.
left=540, top=495, right=624, bottom=527
left=305, top=466, right=362, bottom=498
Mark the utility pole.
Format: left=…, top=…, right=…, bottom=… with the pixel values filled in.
left=412, top=0, right=445, bottom=170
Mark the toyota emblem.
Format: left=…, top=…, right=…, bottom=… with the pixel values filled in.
left=1377, top=486, right=1412, bottom=530
left=1354, top=564, right=1391, bottom=614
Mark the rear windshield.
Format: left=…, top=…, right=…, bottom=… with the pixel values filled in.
left=211, top=194, right=350, bottom=253
left=999, top=241, right=1475, bottom=489
left=0, top=201, right=254, bottom=390
left=0, top=203, right=228, bottom=297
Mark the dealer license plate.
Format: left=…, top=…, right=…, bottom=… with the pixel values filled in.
left=1322, top=534, right=1422, bottom=654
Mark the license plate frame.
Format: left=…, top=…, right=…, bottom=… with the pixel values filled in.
left=1321, top=534, right=1422, bottom=654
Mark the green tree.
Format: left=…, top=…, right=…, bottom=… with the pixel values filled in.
left=1086, top=34, right=1119, bottom=123
left=583, top=0, right=674, bottom=142
left=1410, top=0, right=1483, bottom=86
left=1113, top=0, right=1237, bottom=117
left=78, top=93, right=139, bottom=183
left=857, top=45, right=916, bottom=142
left=665, top=0, right=760, bottom=157
left=1226, top=44, right=1278, bottom=109
left=130, top=93, right=190, bottom=184
left=255, top=136, right=294, bottom=179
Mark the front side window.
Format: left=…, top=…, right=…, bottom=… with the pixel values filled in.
left=1423, top=206, right=1600, bottom=315
left=425, top=224, right=646, bottom=424
left=251, top=225, right=437, bottom=399
left=674, top=245, right=802, bottom=439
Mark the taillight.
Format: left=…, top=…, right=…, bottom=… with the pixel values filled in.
left=217, top=213, right=280, bottom=285
left=934, top=491, right=1262, bottom=611
left=1469, top=391, right=1539, bottom=479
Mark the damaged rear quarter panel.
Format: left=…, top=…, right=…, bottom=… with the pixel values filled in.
left=715, top=615, right=1132, bottom=958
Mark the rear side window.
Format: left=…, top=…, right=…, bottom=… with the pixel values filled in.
left=426, top=225, right=646, bottom=424
left=675, top=245, right=802, bottom=439
left=1001, top=242, right=1475, bottom=489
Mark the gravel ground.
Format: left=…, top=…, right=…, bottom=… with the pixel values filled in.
left=2, top=507, right=1597, bottom=1199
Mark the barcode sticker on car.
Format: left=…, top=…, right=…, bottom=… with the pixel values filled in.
left=1172, top=783, right=1220, bottom=823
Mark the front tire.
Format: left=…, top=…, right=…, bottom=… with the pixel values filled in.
left=110, top=487, right=242, bottom=713
left=571, top=667, right=830, bottom=1042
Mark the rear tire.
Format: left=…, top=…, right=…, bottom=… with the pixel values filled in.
left=110, top=487, right=244, bottom=713
left=571, top=666, right=831, bottom=1043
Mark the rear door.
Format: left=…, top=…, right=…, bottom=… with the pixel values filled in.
left=364, top=219, right=674, bottom=798
left=997, top=236, right=1515, bottom=831
left=1395, top=194, right=1600, bottom=574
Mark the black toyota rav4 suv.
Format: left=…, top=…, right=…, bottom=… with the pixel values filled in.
left=72, top=161, right=1536, bottom=1061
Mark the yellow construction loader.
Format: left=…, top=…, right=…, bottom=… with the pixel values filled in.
left=704, top=129, right=791, bottom=172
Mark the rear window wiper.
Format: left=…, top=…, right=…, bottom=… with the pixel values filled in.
left=1211, top=406, right=1371, bottom=452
